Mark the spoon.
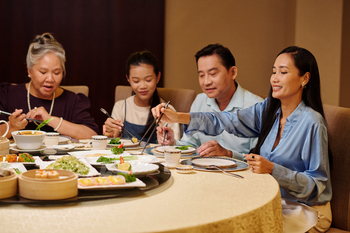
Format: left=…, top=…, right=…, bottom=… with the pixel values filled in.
left=206, top=165, right=244, bottom=179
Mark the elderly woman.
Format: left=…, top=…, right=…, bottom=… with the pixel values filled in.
left=0, top=33, right=98, bottom=139
left=152, top=46, right=332, bottom=232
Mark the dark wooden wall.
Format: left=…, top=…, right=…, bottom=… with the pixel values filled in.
left=0, top=0, right=165, bottom=134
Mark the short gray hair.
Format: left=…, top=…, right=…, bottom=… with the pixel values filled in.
left=26, top=32, right=66, bottom=76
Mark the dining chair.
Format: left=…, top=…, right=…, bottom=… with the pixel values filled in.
left=60, top=85, right=89, bottom=97
left=323, top=104, right=350, bottom=233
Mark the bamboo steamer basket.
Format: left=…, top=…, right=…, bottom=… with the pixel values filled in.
left=0, top=172, right=18, bottom=199
left=19, top=169, right=78, bottom=200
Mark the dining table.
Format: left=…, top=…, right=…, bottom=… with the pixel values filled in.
left=1, top=140, right=283, bottom=233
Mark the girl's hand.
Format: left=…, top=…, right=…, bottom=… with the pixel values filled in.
left=244, top=153, right=274, bottom=174
left=156, top=125, right=175, bottom=145
left=8, top=109, right=28, bottom=131
left=103, top=118, right=123, bottom=138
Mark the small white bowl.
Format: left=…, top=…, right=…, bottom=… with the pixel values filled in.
left=12, top=130, right=46, bottom=150
left=175, top=165, right=194, bottom=174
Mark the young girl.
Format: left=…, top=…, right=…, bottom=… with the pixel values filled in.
left=103, top=51, right=180, bottom=143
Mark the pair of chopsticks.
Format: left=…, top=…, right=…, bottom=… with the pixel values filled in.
left=163, top=123, right=169, bottom=142
left=0, top=110, right=43, bottom=124
left=100, top=108, right=136, bottom=140
left=141, top=101, right=170, bottom=154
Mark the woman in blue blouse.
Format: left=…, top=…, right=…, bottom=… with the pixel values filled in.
left=152, top=46, right=332, bottom=232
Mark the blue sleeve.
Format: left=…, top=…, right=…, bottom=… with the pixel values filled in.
left=184, top=101, right=266, bottom=138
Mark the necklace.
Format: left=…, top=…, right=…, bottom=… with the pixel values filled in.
left=27, top=81, right=55, bottom=125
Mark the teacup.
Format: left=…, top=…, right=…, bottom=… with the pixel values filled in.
left=44, top=132, right=60, bottom=148
left=0, top=120, right=9, bottom=137
left=164, top=149, right=181, bottom=168
left=92, top=135, right=108, bottom=150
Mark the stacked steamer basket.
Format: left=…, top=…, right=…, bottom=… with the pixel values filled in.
left=0, top=171, right=17, bottom=199
left=18, top=169, right=78, bottom=200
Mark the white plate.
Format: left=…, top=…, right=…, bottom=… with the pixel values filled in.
left=85, top=154, right=161, bottom=165
left=154, top=145, right=196, bottom=154
left=52, top=144, right=75, bottom=152
left=39, top=158, right=100, bottom=177
left=8, top=163, right=27, bottom=174
left=107, top=139, right=139, bottom=147
left=1, top=155, right=42, bottom=165
left=191, top=157, right=237, bottom=168
left=78, top=177, right=146, bottom=190
left=68, top=150, right=115, bottom=159
left=105, top=161, right=159, bottom=176
left=10, top=145, right=46, bottom=153
left=59, top=135, right=71, bottom=144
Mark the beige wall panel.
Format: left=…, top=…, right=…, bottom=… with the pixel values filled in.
left=295, top=0, right=343, bottom=105
left=164, top=0, right=296, bottom=98
left=340, top=0, right=350, bottom=108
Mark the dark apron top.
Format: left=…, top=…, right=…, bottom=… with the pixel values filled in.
left=123, top=100, right=158, bottom=144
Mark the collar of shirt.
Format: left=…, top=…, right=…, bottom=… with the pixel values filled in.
left=206, top=82, right=245, bottom=112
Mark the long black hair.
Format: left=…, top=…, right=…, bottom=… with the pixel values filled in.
left=125, top=51, right=161, bottom=138
left=251, top=46, right=325, bottom=155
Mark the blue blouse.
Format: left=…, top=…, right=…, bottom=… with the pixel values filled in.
left=185, top=98, right=332, bottom=206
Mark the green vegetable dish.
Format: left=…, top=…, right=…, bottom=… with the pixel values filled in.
left=46, top=155, right=90, bottom=175
left=109, top=137, right=121, bottom=145
left=175, top=145, right=192, bottom=150
left=96, top=155, right=138, bottom=164
left=111, top=146, right=125, bottom=155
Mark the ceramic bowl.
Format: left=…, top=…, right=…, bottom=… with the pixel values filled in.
left=175, top=165, right=194, bottom=174
left=12, top=130, right=46, bottom=150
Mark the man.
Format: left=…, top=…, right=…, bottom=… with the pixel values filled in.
left=157, top=44, right=263, bottom=160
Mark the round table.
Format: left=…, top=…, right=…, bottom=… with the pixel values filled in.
left=0, top=166, right=282, bottom=233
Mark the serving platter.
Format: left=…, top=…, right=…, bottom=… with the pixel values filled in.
left=105, top=161, right=159, bottom=176
left=181, top=157, right=249, bottom=172
left=1, top=155, right=42, bottom=165
left=77, top=177, right=146, bottom=190
left=85, top=154, right=161, bottom=165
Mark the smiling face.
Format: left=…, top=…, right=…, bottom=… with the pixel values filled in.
left=27, top=52, right=63, bottom=99
left=197, top=54, right=237, bottom=102
left=271, top=53, right=309, bottom=102
left=127, top=63, right=160, bottom=107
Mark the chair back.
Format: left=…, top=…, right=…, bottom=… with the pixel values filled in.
left=60, top=85, right=89, bottom=97
left=323, top=104, right=350, bottom=231
left=114, top=85, right=196, bottom=113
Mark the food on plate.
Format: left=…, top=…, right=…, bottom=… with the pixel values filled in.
left=78, top=178, right=95, bottom=186
left=85, top=153, right=109, bottom=157
left=14, top=168, right=22, bottom=174
left=0, top=162, right=15, bottom=177
left=107, top=175, right=126, bottom=185
left=109, top=137, right=121, bottom=145
left=17, top=131, right=43, bottom=135
left=96, top=155, right=138, bottom=164
left=111, top=142, right=125, bottom=155
left=0, top=156, right=3, bottom=162
left=117, top=172, right=136, bottom=183
left=5, top=154, right=17, bottom=162
left=18, top=153, right=35, bottom=162
left=131, top=137, right=138, bottom=143
left=35, top=170, right=59, bottom=179
left=117, top=156, right=132, bottom=171
left=45, top=155, right=90, bottom=175
left=77, top=175, right=134, bottom=187
left=175, top=145, right=192, bottom=150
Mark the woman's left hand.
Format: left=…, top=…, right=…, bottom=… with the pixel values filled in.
left=26, top=106, right=51, bottom=122
left=244, top=153, right=274, bottom=174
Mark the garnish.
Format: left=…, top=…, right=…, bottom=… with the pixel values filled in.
left=117, top=172, right=136, bottom=183
left=111, top=142, right=125, bottom=155
left=35, top=117, right=54, bottom=131
left=109, top=137, right=121, bottom=145
left=175, top=145, right=192, bottom=150
left=14, top=168, right=22, bottom=174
